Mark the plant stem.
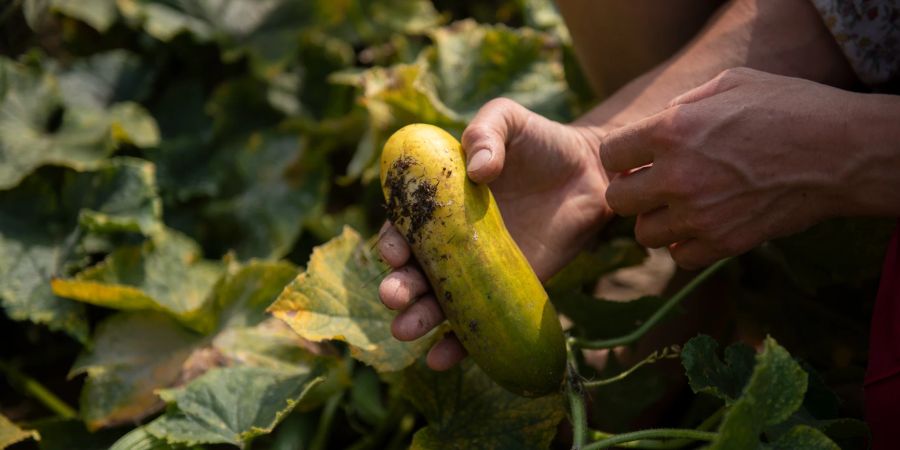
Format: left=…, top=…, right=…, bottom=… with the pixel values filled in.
left=566, top=342, right=588, bottom=449
left=587, top=406, right=726, bottom=449
left=309, top=392, right=342, bottom=450
left=585, top=428, right=718, bottom=449
left=0, top=361, right=78, bottom=419
left=569, top=258, right=732, bottom=349
left=582, top=345, right=680, bottom=388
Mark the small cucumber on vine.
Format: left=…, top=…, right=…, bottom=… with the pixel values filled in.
left=380, top=123, right=567, bottom=397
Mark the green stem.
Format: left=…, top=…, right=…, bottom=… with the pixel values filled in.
left=0, top=361, right=78, bottom=419
left=585, top=429, right=718, bottom=450
left=566, top=342, right=588, bottom=449
left=569, top=258, right=731, bottom=349
left=582, top=345, right=680, bottom=388
left=309, top=392, right=342, bottom=450
left=587, top=406, right=726, bottom=449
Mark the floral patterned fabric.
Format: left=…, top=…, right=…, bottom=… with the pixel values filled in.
left=811, top=0, right=900, bottom=89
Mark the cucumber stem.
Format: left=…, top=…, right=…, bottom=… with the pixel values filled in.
left=568, top=258, right=732, bottom=349
left=565, top=342, right=588, bottom=449
left=0, top=360, right=78, bottom=419
left=585, top=428, right=718, bottom=449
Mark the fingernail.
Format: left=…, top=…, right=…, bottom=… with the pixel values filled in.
left=467, top=149, right=492, bottom=173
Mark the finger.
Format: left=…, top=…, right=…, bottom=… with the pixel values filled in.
left=461, top=98, right=531, bottom=184
left=634, top=207, right=693, bottom=248
left=379, top=266, right=431, bottom=310
left=377, top=222, right=410, bottom=268
left=668, top=239, right=725, bottom=271
left=599, top=115, right=659, bottom=173
left=668, top=67, right=755, bottom=107
left=426, top=333, right=468, bottom=371
left=391, top=295, right=445, bottom=341
left=605, top=166, right=667, bottom=216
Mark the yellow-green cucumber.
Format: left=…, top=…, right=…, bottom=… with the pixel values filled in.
left=380, top=123, right=566, bottom=397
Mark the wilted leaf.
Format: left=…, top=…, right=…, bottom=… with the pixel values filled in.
left=0, top=414, right=38, bottom=448
left=707, top=336, right=810, bottom=449
left=144, top=366, right=326, bottom=447
left=270, top=227, right=440, bottom=371
left=768, top=425, right=840, bottom=450
left=681, top=335, right=756, bottom=403
left=0, top=158, right=162, bottom=342
left=344, top=19, right=573, bottom=182
left=396, top=359, right=565, bottom=450
left=0, top=57, right=159, bottom=190
left=70, top=312, right=202, bottom=430
left=70, top=260, right=343, bottom=430
left=52, top=228, right=223, bottom=332
left=427, top=19, right=571, bottom=121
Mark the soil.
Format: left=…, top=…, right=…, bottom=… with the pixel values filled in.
left=384, top=156, right=438, bottom=244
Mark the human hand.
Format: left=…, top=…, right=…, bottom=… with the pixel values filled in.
left=378, top=98, right=613, bottom=370
left=601, top=68, right=855, bottom=269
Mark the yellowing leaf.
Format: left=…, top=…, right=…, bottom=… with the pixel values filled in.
left=0, top=414, right=39, bottom=448
left=270, top=227, right=440, bottom=372
left=52, top=228, right=223, bottom=333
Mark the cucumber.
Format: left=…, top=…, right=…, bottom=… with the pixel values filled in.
left=380, top=123, right=566, bottom=397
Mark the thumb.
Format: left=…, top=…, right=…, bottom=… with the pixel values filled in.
left=461, top=98, right=530, bottom=184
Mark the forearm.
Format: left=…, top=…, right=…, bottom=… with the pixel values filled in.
left=571, top=0, right=856, bottom=142
left=555, top=0, right=724, bottom=98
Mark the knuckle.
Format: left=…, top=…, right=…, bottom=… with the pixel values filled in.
left=653, top=105, right=692, bottom=148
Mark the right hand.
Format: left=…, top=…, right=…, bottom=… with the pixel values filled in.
left=378, top=98, right=614, bottom=371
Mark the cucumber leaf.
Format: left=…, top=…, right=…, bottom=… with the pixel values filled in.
left=270, top=226, right=443, bottom=372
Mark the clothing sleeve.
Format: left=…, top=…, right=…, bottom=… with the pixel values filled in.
left=810, top=0, right=900, bottom=89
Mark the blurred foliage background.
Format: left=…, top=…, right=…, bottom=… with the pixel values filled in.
left=0, top=0, right=889, bottom=449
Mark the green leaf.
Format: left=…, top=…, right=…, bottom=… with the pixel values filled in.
left=427, top=19, right=571, bottom=121
left=545, top=238, right=646, bottom=293
left=554, top=294, right=667, bottom=340
left=69, top=311, right=203, bottom=430
left=51, top=228, right=223, bottom=332
left=51, top=0, right=119, bottom=32
left=0, top=158, right=162, bottom=342
left=144, top=366, right=326, bottom=447
left=270, top=227, right=440, bottom=372
left=56, top=50, right=156, bottom=108
left=0, top=57, right=159, bottom=190
left=707, top=337, right=809, bottom=450
left=681, top=335, right=756, bottom=403
left=0, top=414, right=38, bottom=449
left=194, top=130, right=328, bottom=260
left=767, top=425, right=840, bottom=450
left=397, top=359, right=565, bottom=450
